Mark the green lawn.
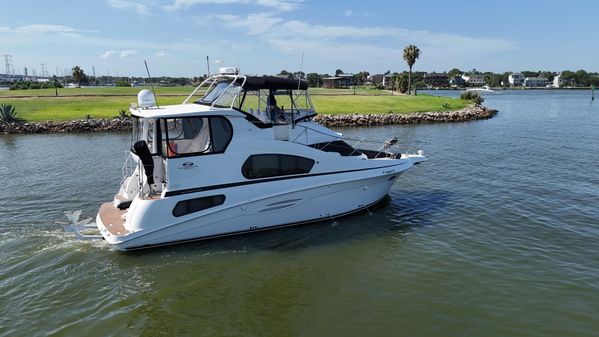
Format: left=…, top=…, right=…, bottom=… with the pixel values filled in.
left=0, top=86, right=470, bottom=122
left=0, top=86, right=196, bottom=97
left=313, top=94, right=470, bottom=115
left=309, top=87, right=392, bottom=96
left=1, top=96, right=188, bottom=121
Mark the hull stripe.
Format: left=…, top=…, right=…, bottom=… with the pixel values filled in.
left=164, top=162, right=406, bottom=197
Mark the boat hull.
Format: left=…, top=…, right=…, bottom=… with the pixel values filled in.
left=97, top=170, right=403, bottom=251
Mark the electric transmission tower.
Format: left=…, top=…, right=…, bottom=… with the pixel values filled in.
left=3, top=55, right=13, bottom=75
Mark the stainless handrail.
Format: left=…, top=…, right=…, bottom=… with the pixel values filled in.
left=291, top=123, right=401, bottom=158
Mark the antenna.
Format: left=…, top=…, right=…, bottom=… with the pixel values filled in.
left=297, top=52, right=304, bottom=91
left=292, top=52, right=305, bottom=127
left=144, top=60, right=160, bottom=108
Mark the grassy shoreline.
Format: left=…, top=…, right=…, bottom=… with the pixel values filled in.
left=0, top=87, right=471, bottom=122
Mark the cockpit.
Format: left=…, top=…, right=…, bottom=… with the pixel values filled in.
left=189, top=75, right=316, bottom=126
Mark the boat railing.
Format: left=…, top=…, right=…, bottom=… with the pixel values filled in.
left=291, top=124, right=402, bottom=159
left=120, top=151, right=135, bottom=187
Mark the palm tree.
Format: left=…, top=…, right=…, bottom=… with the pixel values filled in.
left=72, top=66, right=85, bottom=88
left=403, top=45, right=421, bottom=95
left=52, top=75, right=59, bottom=96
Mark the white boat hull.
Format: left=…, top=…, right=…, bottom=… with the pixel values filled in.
left=97, top=165, right=407, bottom=250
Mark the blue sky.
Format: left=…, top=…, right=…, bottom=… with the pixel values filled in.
left=1, top=0, right=597, bottom=77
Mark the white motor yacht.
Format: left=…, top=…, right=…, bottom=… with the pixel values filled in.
left=93, top=67, right=426, bottom=250
left=465, top=85, right=496, bottom=93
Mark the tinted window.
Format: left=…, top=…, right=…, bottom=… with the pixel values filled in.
left=162, top=116, right=232, bottom=157
left=210, top=117, right=233, bottom=152
left=242, top=154, right=315, bottom=179
left=172, top=195, right=226, bottom=217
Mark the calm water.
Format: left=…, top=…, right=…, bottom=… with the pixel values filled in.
left=1, top=90, right=598, bottom=337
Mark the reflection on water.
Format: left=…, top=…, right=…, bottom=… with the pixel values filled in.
left=1, top=90, right=599, bottom=337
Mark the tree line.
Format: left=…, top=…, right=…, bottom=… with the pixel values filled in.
left=292, top=68, right=599, bottom=90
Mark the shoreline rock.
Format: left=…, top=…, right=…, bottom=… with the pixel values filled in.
left=0, top=105, right=497, bottom=134
left=0, top=118, right=133, bottom=134
left=313, top=105, right=497, bottom=127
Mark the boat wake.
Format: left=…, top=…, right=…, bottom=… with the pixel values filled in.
left=56, top=210, right=103, bottom=240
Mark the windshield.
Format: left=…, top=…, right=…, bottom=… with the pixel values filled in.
left=197, top=82, right=231, bottom=105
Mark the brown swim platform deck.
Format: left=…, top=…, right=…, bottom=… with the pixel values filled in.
left=98, top=202, right=129, bottom=236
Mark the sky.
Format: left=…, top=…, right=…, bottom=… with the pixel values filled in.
left=1, top=0, right=598, bottom=77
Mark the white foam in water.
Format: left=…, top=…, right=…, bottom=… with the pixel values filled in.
left=58, top=210, right=104, bottom=241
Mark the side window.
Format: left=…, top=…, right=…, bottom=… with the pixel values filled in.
left=162, top=117, right=232, bottom=157
left=210, top=117, right=233, bottom=152
left=239, top=89, right=270, bottom=123
left=242, top=154, right=315, bottom=179
left=172, top=195, right=226, bottom=217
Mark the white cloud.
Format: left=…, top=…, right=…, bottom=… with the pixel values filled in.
left=100, top=50, right=117, bottom=58
left=164, top=0, right=300, bottom=12
left=343, top=9, right=377, bottom=18
left=212, top=13, right=284, bottom=34
left=0, top=24, right=95, bottom=37
left=107, top=0, right=149, bottom=15
left=156, top=50, right=169, bottom=58
left=120, top=49, right=138, bottom=58
left=215, top=13, right=516, bottom=52
left=209, top=12, right=517, bottom=73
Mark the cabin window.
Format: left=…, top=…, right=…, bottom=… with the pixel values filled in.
left=172, top=195, right=226, bottom=217
left=241, top=154, right=315, bottom=179
left=162, top=116, right=232, bottom=157
left=132, top=117, right=159, bottom=155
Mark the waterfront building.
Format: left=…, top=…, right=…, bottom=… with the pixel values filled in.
left=323, top=73, right=354, bottom=88
left=366, top=74, right=392, bottom=87
left=523, top=77, right=549, bottom=88
left=461, top=74, right=485, bottom=86
left=508, top=73, right=525, bottom=86
left=424, top=72, right=449, bottom=87
left=449, top=75, right=466, bottom=87
left=553, top=74, right=565, bottom=88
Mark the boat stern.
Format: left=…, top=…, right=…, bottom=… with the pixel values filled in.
left=95, top=202, right=130, bottom=249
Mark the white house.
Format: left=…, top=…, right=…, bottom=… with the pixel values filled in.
left=508, top=73, right=525, bottom=86
left=523, top=77, right=549, bottom=88
left=461, top=74, right=485, bottom=86
left=553, top=74, right=565, bottom=88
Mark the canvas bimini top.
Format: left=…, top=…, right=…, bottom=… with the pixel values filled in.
left=234, top=76, right=308, bottom=90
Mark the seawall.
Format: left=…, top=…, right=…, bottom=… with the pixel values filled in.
left=0, top=105, right=497, bottom=134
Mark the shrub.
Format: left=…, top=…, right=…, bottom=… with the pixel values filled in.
left=0, top=104, right=24, bottom=123
left=460, top=91, right=485, bottom=104
left=116, top=79, right=130, bottom=87
left=8, top=81, right=63, bottom=90
left=118, top=109, right=129, bottom=119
